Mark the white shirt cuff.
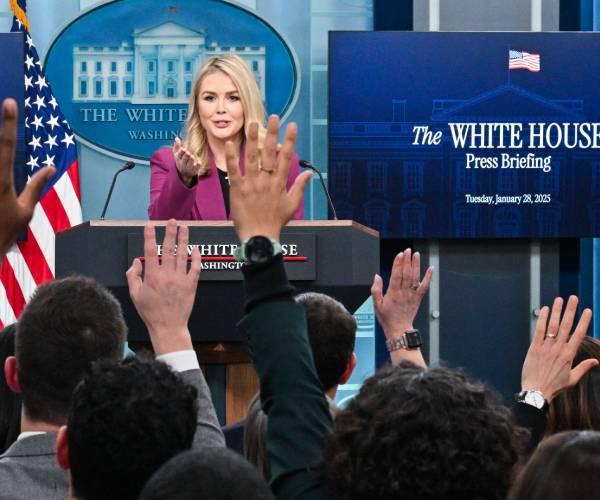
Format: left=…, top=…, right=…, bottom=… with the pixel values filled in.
left=156, top=350, right=199, bottom=372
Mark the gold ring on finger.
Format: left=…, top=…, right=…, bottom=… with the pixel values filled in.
left=410, top=282, right=420, bottom=290
left=258, top=165, right=274, bottom=174
left=546, top=333, right=558, bottom=339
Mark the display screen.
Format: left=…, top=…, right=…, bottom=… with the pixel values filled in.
left=329, top=32, right=600, bottom=238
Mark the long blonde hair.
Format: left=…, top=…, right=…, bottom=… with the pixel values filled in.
left=184, top=55, right=266, bottom=176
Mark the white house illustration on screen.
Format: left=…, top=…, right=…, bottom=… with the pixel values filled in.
left=72, top=21, right=266, bottom=104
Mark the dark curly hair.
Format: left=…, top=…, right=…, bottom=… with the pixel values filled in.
left=68, top=356, right=198, bottom=500
left=324, top=362, right=526, bottom=500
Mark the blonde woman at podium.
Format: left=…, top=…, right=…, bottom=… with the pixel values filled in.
left=148, top=55, right=304, bottom=221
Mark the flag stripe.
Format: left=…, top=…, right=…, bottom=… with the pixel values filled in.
left=1, top=255, right=28, bottom=319
left=27, top=202, right=56, bottom=276
left=54, top=169, right=83, bottom=227
left=66, top=159, right=81, bottom=201
left=18, top=222, right=54, bottom=283
left=0, top=263, right=20, bottom=325
left=40, top=186, right=71, bottom=234
left=6, top=248, right=39, bottom=303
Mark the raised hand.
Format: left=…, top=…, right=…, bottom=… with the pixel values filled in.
left=225, top=115, right=312, bottom=242
left=521, top=296, right=598, bottom=402
left=0, top=98, right=55, bottom=259
left=126, top=219, right=202, bottom=355
left=173, top=137, right=200, bottom=186
left=371, top=248, right=433, bottom=367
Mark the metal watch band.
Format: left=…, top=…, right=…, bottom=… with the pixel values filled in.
left=386, top=329, right=422, bottom=352
left=386, top=336, right=407, bottom=352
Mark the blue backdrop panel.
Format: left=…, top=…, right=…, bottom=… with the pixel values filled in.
left=0, top=33, right=26, bottom=195
left=329, top=31, right=600, bottom=238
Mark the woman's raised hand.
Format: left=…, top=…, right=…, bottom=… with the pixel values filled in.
left=173, top=137, right=200, bottom=186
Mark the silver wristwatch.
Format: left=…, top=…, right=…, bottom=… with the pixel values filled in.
left=516, top=390, right=548, bottom=411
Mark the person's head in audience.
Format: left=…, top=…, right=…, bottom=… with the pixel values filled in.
left=139, top=448, right=275, bottom=500
left=243, top=292, right=356, bottom=480
left=243, top=393, right=269, bottom=479
left=325, top=361, right=525, bottom=500
left=295, top=292, right=357, bottom=398
left=56, top=356, right=198, bottom=500
left=4, top=276, right=126, bottom=430
left=0, top=323, right=20, bottom=453
left=509, top=430, right=600, bottom=500
left=546, top=336, right=600, bottom=435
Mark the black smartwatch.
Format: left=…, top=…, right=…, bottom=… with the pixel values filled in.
left=234, top=236, right=282, bottom=265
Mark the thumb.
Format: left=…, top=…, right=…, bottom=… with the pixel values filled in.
left=287, top=171, right=312, bottom=214
left=187, top=247, right=202, bottom=283
left=18, top=166, right=55, bottom=212
left=418, top=266, right=434, bottom=297
left=371, top=274, right=384, bottom=309
left=173, top=137, right=182, bottom=153
left=126, top=258, right=143, bottom=298
left=569, top=358, right=600, bottom=386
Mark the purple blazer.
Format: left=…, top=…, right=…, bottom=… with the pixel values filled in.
left=148, top=147, right=305, bottom=221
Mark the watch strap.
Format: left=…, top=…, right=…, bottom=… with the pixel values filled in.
left=386, top=329, right=422, bottom=352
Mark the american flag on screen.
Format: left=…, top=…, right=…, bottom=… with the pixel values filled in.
left=0, top=0, right=82, bottom=327
left=509, top=50, right=541, bottom=72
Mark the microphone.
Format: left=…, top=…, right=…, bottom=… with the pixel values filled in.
left=100, top=161, right=136, bottom=220
left=299, top=159, right=338, bottom=220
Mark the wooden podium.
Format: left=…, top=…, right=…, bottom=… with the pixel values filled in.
left=56, top=220, right=379, bottom=423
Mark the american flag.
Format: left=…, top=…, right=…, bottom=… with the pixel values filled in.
left=0, top=0, right=82, bottom=327
left=509, top=50, right=540, bottom=72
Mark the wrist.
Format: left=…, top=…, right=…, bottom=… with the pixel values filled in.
left=181, top=175, right=194, bottom=187
left=391, top=348, right=426, bottom=368
left=384, top=324, right=414, bottom=340
left=149, top=327, right=193, bottom=356
left=237, top=228, right=281, bottom=243
left=176, top=168, right=195, bottom=187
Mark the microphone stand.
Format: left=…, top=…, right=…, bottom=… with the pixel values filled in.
left=100, top=161, right=136, bottom=220
left=299, top=160, right=338, bottom=220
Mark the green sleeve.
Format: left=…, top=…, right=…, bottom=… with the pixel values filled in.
left=240, top=301, right=334, bottom=500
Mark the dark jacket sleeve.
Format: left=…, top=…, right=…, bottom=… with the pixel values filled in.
left=238, top=255, right=333, bottom=500
left=512, top=401, right=546, bottom=455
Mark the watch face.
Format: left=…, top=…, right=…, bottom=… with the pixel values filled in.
left=245, top=236, right=274, bottom=264
left=524, top=391, right=545, bottom=409
left=404, top=329, right=422, bottom=349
